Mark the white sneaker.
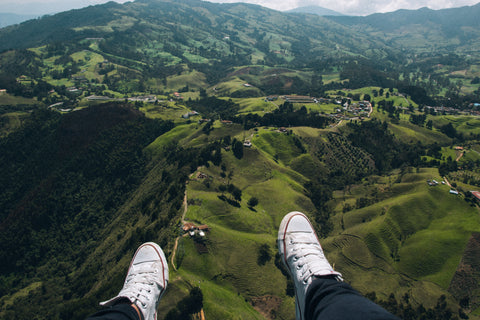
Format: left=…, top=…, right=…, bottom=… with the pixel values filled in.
left=100, top=242, right=169, bottom=320
left=278, top=211, right=342, bottom=320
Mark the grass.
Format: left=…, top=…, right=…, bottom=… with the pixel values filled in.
left=0, top=112, right=30, bottom=136
left=0, top=94, right=37, bottom=106
left=177, top=233, right=284, bottom=320
left=434, top=115, right=480, bottom=136
left=213, top=77, right=263, bottom=97
left=166, top=125, right=321, bottom=319
left=329, top=168, right=480, bottom=297
left=233, top=97, right=277, bottom=114
left=145, top=123, right=201, bottom=155
left=388, top=120, right=451, bottom=144
left=303, top=103, right=339, bottom=114
left=251, top=129, right=304, bottom=166
left=166, top=70, right=208, bottom=91
left=140, top=101, right=190, bottom=120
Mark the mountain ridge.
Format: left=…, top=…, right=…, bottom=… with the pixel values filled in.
left=285, top=5, right=344, bottom=16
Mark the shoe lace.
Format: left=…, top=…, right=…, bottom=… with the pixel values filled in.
left=288, top=234, right=329, bottom=283
left=124, top=264, right=161, bottom=308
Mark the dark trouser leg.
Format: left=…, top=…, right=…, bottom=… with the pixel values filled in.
left=86, top=304, right=141, bottom=320
left=305, top=277, right=400, bottom=320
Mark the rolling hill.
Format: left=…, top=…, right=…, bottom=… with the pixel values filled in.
left=326, top=3, right=480, bottom=54
left=0, top=0, right=480, bottom=319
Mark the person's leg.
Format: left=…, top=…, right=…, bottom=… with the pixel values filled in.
left=305, top=276, right=399, bottom=320
left=278, top=211, right=398, bottom=320
left=86, top=303, right=141, bottom=320
left=86, top=242, right=169, bottom=320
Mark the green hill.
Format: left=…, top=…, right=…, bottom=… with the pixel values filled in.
left=1, top=0, right=480, bottom=319
left=1, top=100, right=480, bottom=319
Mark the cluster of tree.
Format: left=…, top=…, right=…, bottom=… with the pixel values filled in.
left=0, top=74, right=53, bottom=99
left=440, top=122, right=461, bottom=140
left=397, top=84, right=435, bottom=106
left=257, top=243, right=272, bottom=265
left=346, top=119, right=424, bottom=173
left=186, top=96, right=239, bottom=120
left=236, top=102, right=333, bottom=130
left=218, top=183, right=242, bottom=206
left=0, top=103, right=226, bottom=319
left=319, top=132, right=375, bottom=189
left=438, top=156, right=458, bottom=177
left=365, top=292, right=468, bottom=320
left=165, top=287, right=203, bottom=320
left=340, top=59, right=395, bottom=89
left=410, top=113, right=427, bottom=126
left=304, top=180, right=334, bottom=237
left=0, top=104, right=176, bottom=275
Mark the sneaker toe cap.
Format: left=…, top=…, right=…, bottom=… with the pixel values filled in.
left=284, top=212, right=314, bottom=233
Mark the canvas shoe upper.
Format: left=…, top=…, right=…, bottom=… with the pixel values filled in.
left=278, top=211, right=342, bottom=320
left=100, top=242, right=169, bottom=320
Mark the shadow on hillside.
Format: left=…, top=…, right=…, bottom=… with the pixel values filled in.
left=217, top=195, right=240, bottom=207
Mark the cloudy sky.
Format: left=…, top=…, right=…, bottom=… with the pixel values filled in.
left=207, top=0, right=480, bottom=15
left=1, top=0, right=479, bottom=16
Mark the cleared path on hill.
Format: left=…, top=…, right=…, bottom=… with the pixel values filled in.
left=171, top=190, right=188, bottom=271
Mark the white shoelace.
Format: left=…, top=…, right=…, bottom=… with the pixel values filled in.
left=123, top=264, right=161, bottom=308
left=287, top=234, right=331, bottom=283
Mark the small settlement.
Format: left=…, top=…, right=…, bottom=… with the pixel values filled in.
left=182, top=222, right=210, bottom=237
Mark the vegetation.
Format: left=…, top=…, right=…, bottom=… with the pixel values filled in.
left=1, top=1, right=480, bottom=319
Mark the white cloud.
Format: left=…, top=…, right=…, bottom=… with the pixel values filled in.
left=204, top=0, right=480, bottom=15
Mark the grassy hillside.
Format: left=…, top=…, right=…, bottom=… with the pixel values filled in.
left=1, top=99, right=480, bottom=319
left=151, top=119, right=480, bottom=319
left=1, top=1, right=480, bottom=317
left=327, top=168, right=480, bottom=307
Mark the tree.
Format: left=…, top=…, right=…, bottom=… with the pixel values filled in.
left=232, top=139, right=243, bottom=159
left=247, top=196, right=259, bottom=207
left=257, top=243, right=271, bottom=265
left=166, top=287, right=203, bottom=320
left=218, top=184, right=227, bottom=195
left=231, top=186, right=242, bottom=202
left=226, top=183, right=242, bottom=202
left=440, top=122, right=457, bottom=138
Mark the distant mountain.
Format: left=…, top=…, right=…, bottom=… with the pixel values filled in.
left=326, top=3, right=480, bottom=53
left=0, top=13, right=38, bottom=28
left=286, top=5, right=344, bottom=16
left=0, top=0, right=386, bottom=62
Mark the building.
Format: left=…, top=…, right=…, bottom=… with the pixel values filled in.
left=182, top=222, right=210, bottom=237
left=471, top=191, right=480, bottom=201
